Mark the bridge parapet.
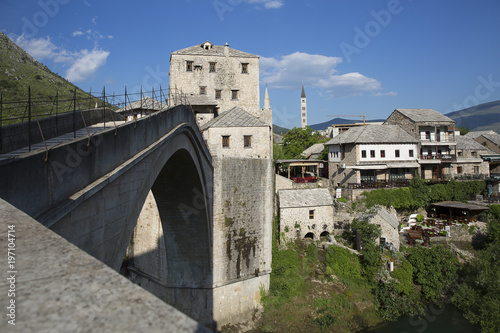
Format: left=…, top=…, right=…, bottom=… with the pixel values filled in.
left=0, top=198, right=210, bottom=332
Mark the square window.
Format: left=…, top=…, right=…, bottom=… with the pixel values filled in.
left=409, top=149, right=414, bottom=157
left=231, top=90, right=239, bottom=100
left=474, top=166, right=479, bottom=174
left=222, top=135, right=230, bottom=148
left=199, top=86, right=206, bottom=95
left=457, top=166, right=463, bottom=174
left=362, top=150, right=367, bottom=158
left=380, top=150, right=385, bottom=158
left=370, top=150, right=375, bottom=158
left=242, top=63, right=248, bottom=74
left=186, top=61, right=193, bottom=72
left=309, top=210, right=315, bottom=219
left=215, top=90, right=222, bottom=99
left=244, top=135, right=252, bottom=148
left=471, top=151, right=477, bottom=157
left=395, top=150, right=400, bottom=158
left=209, top=62, right=216, bottom=72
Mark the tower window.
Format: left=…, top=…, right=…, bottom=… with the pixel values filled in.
left=209, top=62, right=216, bottom=73
left=244, top=135, right=252, bottom=148
left=215, top=90, right=222, bottom=99
left=309, top=210, right=315, bottom=219
left=231, top=90, right=239, bottom=100
left=241, top=63, right=248, bottom=74
left=186, top=61, right=193, bottom=72
left=302, top=107, right=305, bottom=111
left=302, top=113, right=306, bottom=117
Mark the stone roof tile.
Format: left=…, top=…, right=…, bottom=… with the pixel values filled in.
left=200, top=107, right=266, bottom=130
left=394, top=108, right=454, bottom=123
left=325, top=125, right=418, bottom=145
left=279, top=188, right=333, bottom=208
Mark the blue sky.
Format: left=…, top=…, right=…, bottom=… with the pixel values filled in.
left=1, top=0, right=500, bottom=128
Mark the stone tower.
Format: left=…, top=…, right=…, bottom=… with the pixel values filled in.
left=301, top=85, right=307, bottom=128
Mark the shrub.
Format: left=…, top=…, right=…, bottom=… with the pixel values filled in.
left=325, top=245, right=362, bottom=281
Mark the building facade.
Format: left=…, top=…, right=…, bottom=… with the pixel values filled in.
left=384, top=109, right=457, bottom=180
left=278, top=188, right=334, bottom=242
left=169, top=41, right=263, bottom=125
left=326, top=124, right=419, bottom=187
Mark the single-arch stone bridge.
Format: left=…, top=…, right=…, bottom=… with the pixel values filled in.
left=0, top=105, right=259, bottom=330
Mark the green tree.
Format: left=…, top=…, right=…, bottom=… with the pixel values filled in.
left=281, top=126, right=322, bottom=159
left=407, top=245, right=459, bottom=302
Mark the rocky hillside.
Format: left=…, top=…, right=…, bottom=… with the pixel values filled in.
left=0, top=32, right=98, bottom=124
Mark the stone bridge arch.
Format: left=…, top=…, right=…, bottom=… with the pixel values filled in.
left=0, top=105, right=215, bottom=327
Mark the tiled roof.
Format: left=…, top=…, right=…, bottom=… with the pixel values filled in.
left=325, top=125, right=418, bottom=145
left=482, top=133, right=500, bottom=146
left=394, top=109, right=454, bottom=122
left=172, top=42, right=259, bottom=58
left=279, top=188, right=333, bottom=208
left=301, top=143, right=325, bottom=158
left=456, top=136, right=492, bottom=151
left=200, top=107, right=266, bottom=130
left=464, top=130, right=497, bottom=139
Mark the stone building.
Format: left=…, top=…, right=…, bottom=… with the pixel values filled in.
left=453, top=135, right=492, bottom=179
left=278, top=188, right=334, bottom=242
left=474, top=133, right=500, bottom=154
left=169, top=41, right=268, bottom=125
left=325, top=124, right=419, bottom=187
left=384, top=109, right=458, bottom=179
left=359, top=206, right=400, bottom=251
left=200, top=105, right=273, bottom=329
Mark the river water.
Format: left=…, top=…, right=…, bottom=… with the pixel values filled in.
left=364, top=303, right=479, bottom=333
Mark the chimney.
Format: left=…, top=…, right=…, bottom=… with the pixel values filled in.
left=224, top=42, right=229, bottom=57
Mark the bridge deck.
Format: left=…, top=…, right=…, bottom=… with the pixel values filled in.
left=0, top=121, right=126, bottom=161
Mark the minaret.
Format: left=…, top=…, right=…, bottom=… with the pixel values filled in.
left=301, top=85, right=307, bottom=128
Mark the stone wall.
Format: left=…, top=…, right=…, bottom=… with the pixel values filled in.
left=280, top=204, right=334, bottom=241
left=169, top=47, right=260, bottom=118
left=211, top=156, right=273, bottom=328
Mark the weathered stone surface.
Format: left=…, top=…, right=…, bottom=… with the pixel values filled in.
left=0, top=199, right=209, bottom=333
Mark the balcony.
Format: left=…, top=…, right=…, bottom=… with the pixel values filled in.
left=419, top=154, right=456, bottom=162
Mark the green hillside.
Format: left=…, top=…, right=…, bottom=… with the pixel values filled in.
left=445, top=100, right=500, bottom=133
left=0, top=32, right=99, bottom=125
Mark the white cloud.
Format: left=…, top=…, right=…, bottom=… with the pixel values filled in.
left=372, top=91, right=398, bottom=97
left=246, top=0, right=284, bottom=9
left=15, top=35, right=57, bottom=60
left=91, top=16, right=98, bottom=25
left=261, top=51, right=386, bottom=97
left=72, top=28, right=113, bottom=40
left=13, top=34, right=109, bottom=82
left=66, top=49, right=110, bottom=82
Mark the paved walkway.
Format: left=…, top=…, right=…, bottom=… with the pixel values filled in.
left=0, top=121, right=126, bottom=161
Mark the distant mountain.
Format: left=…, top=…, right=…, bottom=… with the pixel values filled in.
left=273, top=124, right=290, bottom=135
left=445, top=100, right=500, bottom=133
left=309, top=118, right=385, bottom=131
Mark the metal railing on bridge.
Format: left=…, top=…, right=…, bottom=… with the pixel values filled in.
left=0, top=86, right=193, bottom=156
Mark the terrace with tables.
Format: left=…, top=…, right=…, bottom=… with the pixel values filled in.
left=401, top=201, right=489, bottom=246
